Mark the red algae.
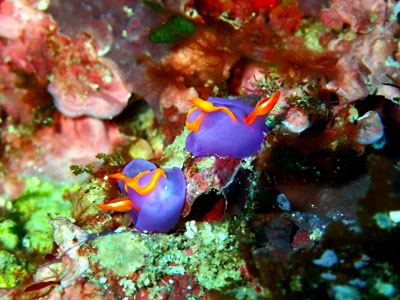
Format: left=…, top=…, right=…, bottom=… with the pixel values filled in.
left=249, top=0, right=279, bottom=12
left=269, top=1, right=305, bottom=35
left=142, top=26, right=242, bottom=106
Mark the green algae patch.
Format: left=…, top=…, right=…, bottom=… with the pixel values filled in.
left=182, top=221, right=243, bottom=290
left=149, top=15, right=196, bottom=44
left=87, top=220, right=256, bottom=299
left=296, top=20, right=330, bottom=52
left=160, top=129, right=190, bottom=169
left=13, top=177, right=79, bottom=255
left=0, top=250, right=28, bottom=288
left=91, top=232, right=149, bottom=276
left=0, top=219, right=19, bottom=251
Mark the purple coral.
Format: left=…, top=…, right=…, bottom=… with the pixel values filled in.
left=116, top=159, right=186, bottom=233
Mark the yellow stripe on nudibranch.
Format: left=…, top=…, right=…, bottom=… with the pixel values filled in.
left=243, top=91, right=280, bottom=125
left=110, top=169, right=167, bottom=196
left=185, top=97, right=237, bottom=132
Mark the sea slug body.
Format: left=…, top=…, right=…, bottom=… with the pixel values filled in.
left=98, top=159, right=186, bottom=233
left=185, top=92, right=280, bottom=158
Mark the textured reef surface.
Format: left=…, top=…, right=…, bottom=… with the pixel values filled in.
left=1, top=0, right=400, bottom=299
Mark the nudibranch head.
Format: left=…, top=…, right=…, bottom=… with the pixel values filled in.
left=97, top=159, right=186, bottom=233
left=185, top=92, right=280, bottom=158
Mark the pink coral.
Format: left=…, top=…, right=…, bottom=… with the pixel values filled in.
left=326, top=56, right=370, bottom=100
left=47, top=0, right=170, bottom=118
left=239, top=63, right=282, bottom=95
left=322, top=0, right=387, bottom=33
left=320, top=9, right=343, bottom=31
left=159, top=85, right=199, bottom=113
left=26, top=115, right=121, bottom=180
left=354, top=111, right=384, bottom=145
left=1, top=113, right=124, bottom=193
left=0, top=0, right=58, bottom=81
left=0, top=64, right=32, bottom=122
left=1, top=0, right=131, bottom=120
left=48, top=34, right=131, bottom=119
left=281, top=107, right=310, bottom=133
left=182, top=156, right=241, bottom=216
left=0, top=0, right=47, bottom=39
left=324, top=0, right=400, bottom=101
left=326, top=25, right=400, bottom=100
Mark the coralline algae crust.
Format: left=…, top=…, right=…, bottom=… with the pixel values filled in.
left=91, top=232, right=148, bottom=277
left=84, top=220, right=256, bottom=298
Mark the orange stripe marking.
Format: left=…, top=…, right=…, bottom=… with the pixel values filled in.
left=97, top=197, right=139, bottom=211
left=243, top=91, right=280, bottom=125
left=110, top=169, right=167, bottom=196
left=185, top=97, right=237, bottom=132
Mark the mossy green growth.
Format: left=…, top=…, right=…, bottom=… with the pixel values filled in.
left=182, top=221, right=243, bottom=290
left=160, top=129, right=190, bottom=169
left=149, top=15, right=196, bottom=43
left=296, top=20, right=330, bottom=52
left=13, top=177, right=79, bottom=255
left=0, top=219, right=19, bottom=250
left=69, top=164, right=94, bottom=176
left=0, top=250, right=28, bottom=288
left=92, top=232, right=148, bottom=277
left=88, top=221, right=256, bottom=298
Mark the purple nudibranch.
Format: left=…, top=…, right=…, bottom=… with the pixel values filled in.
left=185, top=92, right=280, bottom=159
left=98, top=159, right=186, bottom=233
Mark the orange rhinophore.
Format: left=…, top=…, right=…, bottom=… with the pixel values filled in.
left=97, top=197, right=139, bottom=212
left=243, top=91, right=280, bottom=125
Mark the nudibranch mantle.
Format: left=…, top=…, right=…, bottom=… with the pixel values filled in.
left=185, top=92, right=280, bottom=159
left=98, top=159, right=186, bottom=233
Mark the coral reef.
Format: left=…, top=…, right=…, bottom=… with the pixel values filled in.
left=1, top=0, right=400, bottom=299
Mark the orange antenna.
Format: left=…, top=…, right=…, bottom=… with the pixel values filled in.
left=97, top=197, right=139, bottom=212
left=185, top=106, right=204, bottom=132
left=243, top=91, right=280, bottom=125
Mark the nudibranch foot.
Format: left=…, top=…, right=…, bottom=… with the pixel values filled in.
left=131, top=166, right=186, bottom=233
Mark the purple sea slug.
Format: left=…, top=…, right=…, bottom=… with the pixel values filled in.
left=97, top=159, right=186, bottom=233
left=185, top=92, right=280, bottom=158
